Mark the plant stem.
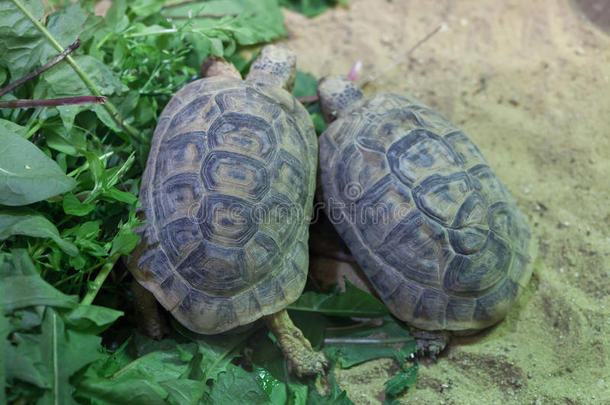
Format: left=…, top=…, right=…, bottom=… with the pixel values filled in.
left=81, top=256, right=118, bottom=305
left=0, top=96, right=106, bottom=109
left=0, top=39, right=81, bottom=97
left=10, top=0, right=141, bottom=139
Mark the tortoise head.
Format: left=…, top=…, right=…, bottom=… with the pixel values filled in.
left=246, top=45, right=297, bottom=91
left=318, top=75, right=364, bottom=123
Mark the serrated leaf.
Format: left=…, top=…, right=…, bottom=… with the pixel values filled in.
left=63, top=193, right=96, bottom=216
left=288, top=280, right=389, bottom=318
left=61, top=304, right=123, bottom=334
left=38, top=308, right=105, bottom=405
left=207, top=364, right=271, bottom=405
left=0, top=211, right=79, bottom=256
left=384, top=364, right=418, bottom=397
left=0, top=131, right=76, bottom=206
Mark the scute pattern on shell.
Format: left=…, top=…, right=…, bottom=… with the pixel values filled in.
left=131, top=76, right=317, bottom=334
left=320, top=93, right=531, bottom=332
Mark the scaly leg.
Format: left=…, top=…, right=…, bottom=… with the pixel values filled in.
left=264, top=309, right=328, bottom=376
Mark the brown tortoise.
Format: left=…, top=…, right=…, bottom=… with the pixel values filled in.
left=317, top=76, right=533, bottom=355
left=127, top=46, right=327, bottom=376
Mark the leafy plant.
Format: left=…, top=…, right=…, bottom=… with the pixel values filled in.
left=0, top=0, right=418, bottom=403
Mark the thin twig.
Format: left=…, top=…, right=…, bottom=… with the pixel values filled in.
left=0, top=96, right=106, bottom=109
left=360, top=24, right=444, bottom=88
left=0, top=39, right=81, bottom=97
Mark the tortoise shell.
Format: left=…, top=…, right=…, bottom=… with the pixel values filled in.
left=319, top=92, right=532, bottom=332
left=130, top=76, right=317, bottom=334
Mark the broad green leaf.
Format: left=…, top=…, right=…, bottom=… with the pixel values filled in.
left=0, top=211, right=78, bottom=256
left=63, top=193, right=96, bottom=216
left=0, top=118, right=27, bottom=138
left=1, top=275, right=77, bottom=314
left=62, top=304, right=123, bottom=334
left=46, top=2, right=88, bottom=53
left=0, top=0, right=47, bottom=79
left=288, top=280, right=390, bottom=318
left=384, top=364, right=418, bottom=397
left=0, top=132, right=76, bottom=206
left=38, top=308, right=105, bottom=405
left=4, top=332, right=48, bottom=388
left=324, top=316, right=416, bottom=368
left=77, top=340, right=199, bottom=405
left=207, top=365, right=271, bottom=405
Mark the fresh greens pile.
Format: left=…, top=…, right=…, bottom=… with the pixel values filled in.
left=0, top=0, right=417, bottom=403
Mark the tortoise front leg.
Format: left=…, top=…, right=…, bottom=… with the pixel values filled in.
left=410, top=327, right=451, bottom=360
left=264, top=309, right=328, bottom=377
left=131, top=280, right=170, bottom=339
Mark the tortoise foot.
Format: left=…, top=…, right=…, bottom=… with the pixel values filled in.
left=410, top=328, right=450, bottom=360
left=264, top=309, right=328, bottom=377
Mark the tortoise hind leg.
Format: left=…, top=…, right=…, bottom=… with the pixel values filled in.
left=410, top=328, right=451, bottom=360
left=131, top=280, right=170, bottom=339
left=264, top=309, right=328, bottom=376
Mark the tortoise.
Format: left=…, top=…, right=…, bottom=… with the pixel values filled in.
left=317, top=75, right=533, bottom=355
left=127, top=45, right=326, bottom=376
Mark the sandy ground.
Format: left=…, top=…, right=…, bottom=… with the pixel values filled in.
left=283, top=1, right=609, bottom=404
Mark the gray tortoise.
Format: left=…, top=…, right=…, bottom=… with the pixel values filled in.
left=127, top=46, right=326, bottom=376
left=317, top=76, right=532, bottom=355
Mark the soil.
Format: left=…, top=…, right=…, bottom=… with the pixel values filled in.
left=283, top=0, right=610, bottom=404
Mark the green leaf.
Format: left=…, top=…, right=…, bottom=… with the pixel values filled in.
left=77, top=339, right=199, bottom=405
left=63, top=193, right=96, bottom=216
left=0, top=131, right=76, bottom=206
left=38, top=308, right=105, bottom=405
left=324, top=316, right=416, bottom=368
left=129, top=0, right=165, bottom=18
left=293, top=70, right=318, bottom=98
left=1, top=275, right=77, bottom=314
left=207, top=365, right=271, bottom=405
left=384, top=363, right=418, bottom=397
left=279, top=0, right=345, bottom=18
left=0, top=211, right=79, bottom=256
left=33, top=55, right=126, bottom=130
left=0, top=0, right=48, bottom=79
left=0, top=118, right=27, bottom=138
left=288, top=280, right=390, bottom=318
left=61, top=304, right=123, bottom=334
left=109, top=224, right=139, bottom=256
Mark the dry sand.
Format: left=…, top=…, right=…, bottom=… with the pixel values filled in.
left=284, top=0, right=609, bottom=403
